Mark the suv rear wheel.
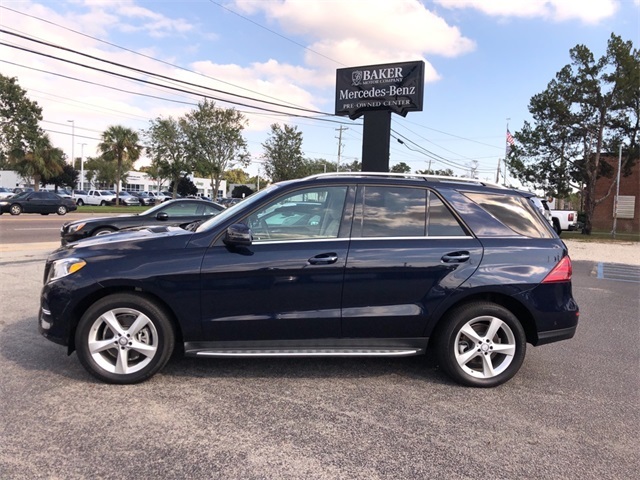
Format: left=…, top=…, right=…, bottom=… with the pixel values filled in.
left=75, top=293, right=175, bottom=384
left=437, top=302, right=526, bottom=387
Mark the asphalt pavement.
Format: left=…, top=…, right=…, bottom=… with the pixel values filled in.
left=0, top=251, right=638, bottom=479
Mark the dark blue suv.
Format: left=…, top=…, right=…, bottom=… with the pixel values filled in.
left=39, top=173, right=579, bottom=387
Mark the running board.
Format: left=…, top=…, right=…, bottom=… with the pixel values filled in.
left=188, top=348, right=424, bottom=358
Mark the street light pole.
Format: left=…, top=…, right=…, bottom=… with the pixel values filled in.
left=79, top=143, right=87, bottom=190
left=67, top=120, right=75, bottom=165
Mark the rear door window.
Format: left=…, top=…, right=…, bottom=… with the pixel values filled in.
left=353, top=186, right=466, bottom=237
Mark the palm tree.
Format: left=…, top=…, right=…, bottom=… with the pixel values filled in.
left=13, top=134, right=64, bottom=190
left=97, top=125, right=141, bottom=205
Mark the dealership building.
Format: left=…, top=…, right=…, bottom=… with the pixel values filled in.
left=0, top=170, right=227, bottom=199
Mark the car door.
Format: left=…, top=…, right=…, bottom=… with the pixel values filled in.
left=341, top=185, right=483, bottom=338
left=23, top=192, right=49, bottom=213
left=199, top=185, right=352, bottom=342
left=44, top=192, right=60, bottom=213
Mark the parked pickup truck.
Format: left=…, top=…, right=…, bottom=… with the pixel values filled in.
left=530, top=197, right=578, bottom=235
left=550, top=209, right=579, bottom=234
left=74, top=190, right=117, bottom=206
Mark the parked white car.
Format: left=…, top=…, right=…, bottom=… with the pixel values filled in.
left=0, top=187, right=14, bottom=199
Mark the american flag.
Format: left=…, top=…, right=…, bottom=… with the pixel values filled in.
left=506, top=129, right=514, bottom=155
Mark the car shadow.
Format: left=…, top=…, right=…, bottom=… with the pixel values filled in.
left=1, top=316, right=92, bottom=382
left=2, top=316, right=453, bottom=386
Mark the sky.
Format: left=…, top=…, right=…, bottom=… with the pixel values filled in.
left=1, top=0, right=638, bottom=183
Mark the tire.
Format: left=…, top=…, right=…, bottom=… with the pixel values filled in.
left=436, top=302, right=526, bottom=388
left=552, top=218, right=562, bottom=236
left=9, top=204, right=22, bottom=215
left=100, top=200, right=107, bottom=206
left=93, top=227, right=116, bottom=237
left=76, top=199, right=84, bottom=206
left=57, top=205, right=68, bottom=215
left=75, top=293, right=175, bottom=384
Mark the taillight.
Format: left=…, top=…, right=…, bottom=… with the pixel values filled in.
left=568, top=213, right=574, bottom=221
left=542, top=256, right=572, bottom=283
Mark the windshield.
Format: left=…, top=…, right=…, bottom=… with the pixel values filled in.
left=195, top=185, right=279, bottom=232
left=139, top=201, right=175, bottom=216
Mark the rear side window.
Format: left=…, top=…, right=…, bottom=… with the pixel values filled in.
left=354, top=186, right=466, bottom=237
left=464, top=192, right=553, bottom=238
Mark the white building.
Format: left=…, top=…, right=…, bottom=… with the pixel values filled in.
left=1, top=170, right=227, bottom=199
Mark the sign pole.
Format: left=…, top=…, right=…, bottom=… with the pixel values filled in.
left=361, top=111, right=391, bottom=172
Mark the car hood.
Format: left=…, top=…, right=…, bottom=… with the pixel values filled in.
left=52, top=225, right=193, bottom=259
left=64, top=214, right=138, bottom=228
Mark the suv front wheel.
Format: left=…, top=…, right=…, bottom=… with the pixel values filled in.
left=75, top=293, right=175, bottom=384
left=437, top=302, right=526, bottom=388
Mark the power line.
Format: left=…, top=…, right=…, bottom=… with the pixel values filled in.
left=207, top=0, right=345, bottom=67
left=0, top=29, right=333, bottom=117
left=0, top=5, right=313, bottom=110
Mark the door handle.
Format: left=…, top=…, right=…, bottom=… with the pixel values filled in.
left=308, top=253, right=338, bottom=265
left=441, top=251, right=470, bottom=263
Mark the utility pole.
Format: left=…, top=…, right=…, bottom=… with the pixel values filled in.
left=79, top=143, right=87, bottom=190
left=611, top=144, right=623, bottom=238
left=335, top=126, right=348, bottom=171
left=67, top=120, right=75, bottom=165
left=495, top=157, right=501, bottom=184
left=504, top=118, right=511, bottom=186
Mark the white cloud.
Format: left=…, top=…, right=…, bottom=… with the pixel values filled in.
left=434, top=0, right=619, bottom=24
left=233, top=0, right=475, bottom=81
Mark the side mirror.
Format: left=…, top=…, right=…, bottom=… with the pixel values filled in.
left=156, top=212, right=169, bottom=221
left=224, top=223, right=252, bottom=246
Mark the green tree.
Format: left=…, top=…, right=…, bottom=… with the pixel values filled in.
left=223, top=168, right=250, bottom=185
left=248, top=174, right=269, bottom=191
left=169, top=176, right=198, bottom=197
left=390, top=162, right=411, bottom=173
left=84, top=156, right=119, bottom=189
left=231, top=185, right=254, bottom=198
left=41, top=164, right=78, bottom=190
left=339, top=159, right=361, bottom=172
left=144, top=116, right=192, bottom=199
left=510, top=34, right=639, bottom=234
left=13, top=134, right=64, bottom=190
left=98, top=125, right=141, bottom=205
left=299, top=158, right=330, bottom=177
left=139, top=163, right=169, bottom=192
left=262, top=123, right=305, bottom=181
left=0, top=75, right=43, bottom=167
left=185, top=100, right=250, bottom=198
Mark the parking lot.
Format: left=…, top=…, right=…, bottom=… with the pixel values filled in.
left=0, top=229, right=639, bottom=478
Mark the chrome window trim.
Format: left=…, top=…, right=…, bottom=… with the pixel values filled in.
left=252, top=235, right=474, bottom=245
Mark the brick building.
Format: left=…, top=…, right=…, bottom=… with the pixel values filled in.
left=591, top=156, right=639, bottom=234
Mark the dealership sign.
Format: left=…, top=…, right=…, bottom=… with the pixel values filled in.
left=335, top=61, right=425, bottom=119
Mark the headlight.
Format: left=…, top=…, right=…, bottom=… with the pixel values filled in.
left=67, top=222, right=86, bottom=234
left=0, top=201, right=8, bottom=206
left=46, top=258, right=87, bottom=283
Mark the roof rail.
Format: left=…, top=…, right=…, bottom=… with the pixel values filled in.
left=306, top=171, right=505, bottom=188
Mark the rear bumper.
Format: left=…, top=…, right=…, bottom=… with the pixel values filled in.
left=535, top=325, right=578, bottom=345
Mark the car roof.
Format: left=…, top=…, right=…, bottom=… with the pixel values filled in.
left=296, top=172, right=520, bottom=196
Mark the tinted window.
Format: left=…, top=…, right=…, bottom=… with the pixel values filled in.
left=162, top=202, right=206, bottom=216
left=246, top=186, right=348, bottom=242
left=358, top=186, right=426, bottom=237
left=427, top=195, right=467, bottom=236
left=353, top=187, right=466, bottom=238
left=464, top=192, right=553, bottom=238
